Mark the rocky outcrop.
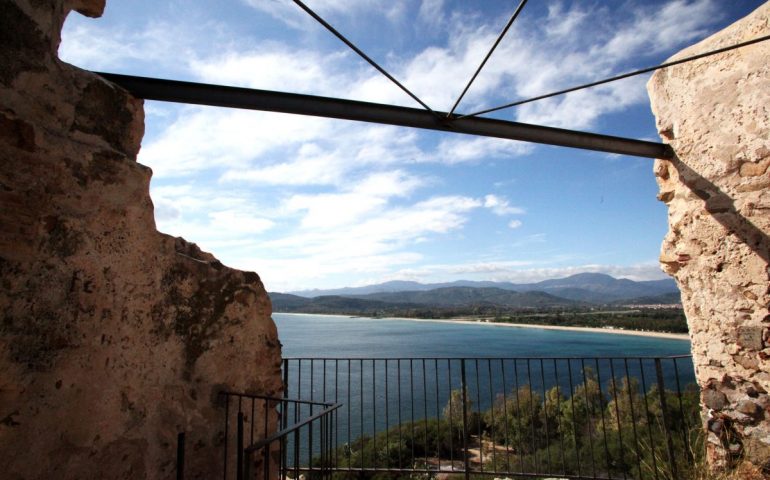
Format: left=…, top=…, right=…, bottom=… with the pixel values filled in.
left=0, top=1, right=282, bottom=478
left=648, top=3, right=770, bottom=473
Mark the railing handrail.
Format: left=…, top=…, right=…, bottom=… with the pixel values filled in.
left=283, top=354, right=693, bottom=360
left=243, top=402, right=342, bottom=454
left=218, top=391, right=335, bottom=407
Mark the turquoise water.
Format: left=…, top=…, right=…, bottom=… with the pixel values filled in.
left=274, top=313, right=692, bottom=359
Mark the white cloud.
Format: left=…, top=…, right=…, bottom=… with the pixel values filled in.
left=139, top=108, right=332, bottom=179
left=508, top=219, right=522, bottom=229
left=483, top=194, right=524, bottom=216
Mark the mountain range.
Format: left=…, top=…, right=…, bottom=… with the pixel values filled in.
left=270, top=273, right=681, bottom=314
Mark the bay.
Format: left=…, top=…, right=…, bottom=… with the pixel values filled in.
left=274, top=313, right=692, bottom=359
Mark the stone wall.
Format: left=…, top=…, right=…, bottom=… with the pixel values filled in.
left=648, top=3, right=770, bottom=473
left=0, top=1, right=282, bottom=478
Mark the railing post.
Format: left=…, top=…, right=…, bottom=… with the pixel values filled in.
left=176, top=432, right=185, bottom=480
left=237, top=412, right=244, bottom=480
left=461, top=359, right=470, bottom=480
left=282, top=359, right=289, bottom=479
left=655, top=358, right=678, bottom=479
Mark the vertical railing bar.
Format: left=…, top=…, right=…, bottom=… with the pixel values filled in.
left=250, top=398, right=255, bottom=447
left=553, top=359, right=567, bottom=476
left=501, top=359, right=511, bottom=474
left=335, top=359, right=339, bottom=469
left=435, top=358, right=441, bottom=472
left=594, top=358, right=612, bottom=478
left=236, top=412, right=244, bottom=480
left=423, top=359, right=429, bottom=470
left=448, top=359, right=454, bottom=471
left=263, top=398, right=268, bottom=440
left=360, top=359, right=364, bottom=471
left=385, top=359, right=390, bottom=469
left=487, top=360, right=497, bottom=473
left=673, top=358, right=693, bottom=464
left=580, top=358, right=598, bottom=479
left=540, top=358, right=552, bottom=473
left=513, top=359, right=525, bottom=474
left=282, top=359, right=289, bottom=478
left=655, top=358, right=678, bottom=479
left=347, top=359, right=351, bottom=469
left=411, top=359, right=416, bottom=468
left=293, top=429, right=300, bottom=480
left=320, top=413, right=325, bottom=477
left=323, top=358, right=327, bottom=403
left=308, top=360, right=314, bottom=472
left=475, top=359, right=483, bottom=472
left=461, top=359, right=470, bottom=480
left=567, top=360, right=581, bottom=478
left=372, top=360, right=377, bottom=469
left=224, top=393, right=230, bottom=480
left=297, top=359, right=302, bottom=415
left=398, top=359, right=403, bottom=469
left=372, top=359, right=377, bottom=468
left=609, top=360, right=627, bottom=479
left=639, top=359, right=660, bottom=480
left=624, top=358, right=644, bottom=480
left=526, top=359, right=538, bottom=474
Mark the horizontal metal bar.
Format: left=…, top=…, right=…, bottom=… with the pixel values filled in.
left=218, top=391, right=335, bottom=407
left=244, top=403, right=341, bottom=453
left=95, top=72, right=672, bottom=159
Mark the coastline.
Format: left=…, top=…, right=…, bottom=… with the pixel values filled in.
left=274, top=312, right=690, bottom=341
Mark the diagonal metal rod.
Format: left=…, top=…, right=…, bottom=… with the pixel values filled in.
left=446, top=0, right=528, bottom=118
left=96, top=72, right=672, bottom=159
left=292, top=0, right=440, bottom=119
left=459, top=33, right=770, bottom=119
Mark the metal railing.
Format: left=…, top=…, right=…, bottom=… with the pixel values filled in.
left=283, top=356, right=699, bottom=480
left=218, top=391, right=341, bottom=480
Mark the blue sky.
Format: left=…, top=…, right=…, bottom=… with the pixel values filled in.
left=60, top=0, right=763, bottom=291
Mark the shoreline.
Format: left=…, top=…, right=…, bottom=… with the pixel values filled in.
left=274, top=312, right=690, bottom=341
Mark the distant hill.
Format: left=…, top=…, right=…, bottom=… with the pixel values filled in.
left=287, top=273, right=678, bottom=304
left=345, top=287, right=582, bottom=308
left=269, top=287, right=583, bottom=316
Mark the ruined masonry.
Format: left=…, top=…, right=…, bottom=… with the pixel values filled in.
left=0, top=0, right=282, bottom=478
left=648, top=2, right=770, bottom=473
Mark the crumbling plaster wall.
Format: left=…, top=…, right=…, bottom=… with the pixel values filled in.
left=648, top=2, right=770, bottom=472
left=0, top=0, right=282, bottom=478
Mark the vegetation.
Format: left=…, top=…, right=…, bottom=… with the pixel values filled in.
left=312, top=371, right=703, bottom=480
left=494, top=308, right=688, bottom=334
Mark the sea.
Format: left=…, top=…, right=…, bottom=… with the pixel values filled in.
left=274, top=313, right=691, bottom=359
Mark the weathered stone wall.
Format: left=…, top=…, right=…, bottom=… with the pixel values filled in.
left=0, top=1, right=282, bottom=478
left=648, top=3, right=770, bottom=473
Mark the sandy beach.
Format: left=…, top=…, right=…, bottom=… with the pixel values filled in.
left=275, top=312, right=690, bottom=341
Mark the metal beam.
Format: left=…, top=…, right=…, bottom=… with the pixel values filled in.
left=96, top=72, right=672, bottom=160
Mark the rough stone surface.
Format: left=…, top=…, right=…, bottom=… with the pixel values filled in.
left=647, top=3, right=770, bottom=473
left=0, top=1, right=282, bottom=478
